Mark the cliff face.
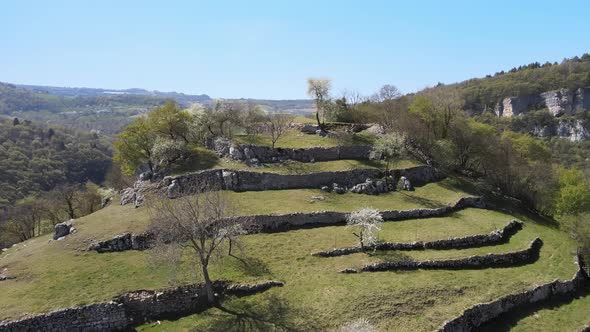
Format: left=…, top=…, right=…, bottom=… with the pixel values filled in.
left=493, top=87, right=590, bottom=141
left=494, top=87, right=590, bottom=117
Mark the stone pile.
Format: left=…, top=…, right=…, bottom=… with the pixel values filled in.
left=89, top=232, right=154, bottom=253
left=350, top=177, right=396, bottom=195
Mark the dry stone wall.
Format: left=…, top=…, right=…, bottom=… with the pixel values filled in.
left=158, top=165, right=442, bottom=198
left=438, top=256, right=589, bottom=332
left=357, top=238, right=542, bottom=272
left=0, top=302, right=128, bottom=332
left=312, top=220, right=522, bottom=257
left=99, top=197, right=486, bottom=253
left=206, top=137, right=373, bottom=163
left=0, top=281, right=283, bottom=331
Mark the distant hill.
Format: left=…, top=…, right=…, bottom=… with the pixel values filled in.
left=0, top=116, right=111, bottom=207
left=0, top=82, right=313, bottom=135
left=446, top=53, right=590, bottom=113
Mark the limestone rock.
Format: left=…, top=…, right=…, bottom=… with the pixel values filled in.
left=54, top=220, right=73, bottom=240
left=139, top=171, right=152, bottom=181
left=167, top=180, right=180, bottom=198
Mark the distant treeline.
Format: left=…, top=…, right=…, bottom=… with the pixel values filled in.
left=0, top=116, right=112, bottom=207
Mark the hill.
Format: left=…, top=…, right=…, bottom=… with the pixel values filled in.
left=0, top=116, right=111, bottom=207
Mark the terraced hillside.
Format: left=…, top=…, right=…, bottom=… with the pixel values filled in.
left=0, top=130, right=588, bottom=332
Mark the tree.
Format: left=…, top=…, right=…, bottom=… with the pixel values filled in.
left=373, top=133, right=406, bottom=172
left=243, top=104, right=267, bottom=140
left=147, top=100, right=191, bottom=142
left=554, top=167, right=590, bottom=216
left=3, top=198, right=46, bottom=241
left=373, top=84, right=401, bottom=102
left=306, top=78, right=331, bottom=129
left=148, top=189, right=246, bottom=304
left=264, top=113, right=293, bottom=148
left=346, top=208, right=383, bottom=250
left=52, top=184, right=79, bottom=219
left=152, top=136, right=188, bottom=170
left=114, top=117, right=157, bottom=175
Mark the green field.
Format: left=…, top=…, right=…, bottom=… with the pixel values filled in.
left=0, top=133, right=588, bottom=331
left=0, top=179, right=586, bottom=331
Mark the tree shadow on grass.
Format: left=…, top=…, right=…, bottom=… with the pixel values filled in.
left=398, top=193, right=445, bottom=209
left=230, top=255, right=273, bottom=278
left=478, top=286, right=590, bottom=332
left=192, top=294, right=318, bottom=332
left=368, top=250, right=412, bottom=263
left=171, top=146, right=220, bottom=174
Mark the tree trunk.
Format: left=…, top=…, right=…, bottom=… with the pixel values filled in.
left=200, top=262, right=215, bottom=304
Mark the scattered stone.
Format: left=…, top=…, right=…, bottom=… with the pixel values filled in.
left=139, top=171, right=152, bottom=181
left=101, top=196, right=112, bottom=208
left=320, top=185, right=330, bottom=192
left=167, top=179, right=180, bottom=198
left=229, top=145, right=243, bottom=160
left=339, top=268, right=358, bottom=274
left=310, top=196, right=326, bottom=202
left=399, top=176, right=412, bottom=191
left=332, top=183, right=347, bottom=194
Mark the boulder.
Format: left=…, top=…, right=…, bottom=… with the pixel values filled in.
left=54, top=220, right=73, bottom=240
left=167, top=180, right=180, bottom=198
left=229, top=146, right=244, bottom=160
left=120, top=188, right=136, bottom=205
left=139, top=171, right=152, bottom=181
left=243, top=147, right=254, bottom=159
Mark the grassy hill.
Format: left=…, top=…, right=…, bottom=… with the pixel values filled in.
left=1, top=160, right=587, bottom=331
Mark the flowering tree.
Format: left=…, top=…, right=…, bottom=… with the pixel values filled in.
left=346, top=208, right=383, bottom=249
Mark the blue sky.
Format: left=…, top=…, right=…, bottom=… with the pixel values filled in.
left=1, top=0, right=589, bottom=99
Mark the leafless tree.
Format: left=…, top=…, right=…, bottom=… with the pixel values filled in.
left=3, top=200, right=45, bottom=241
left=52, top=184, right=78, bottom=219
left=264, top=113, right=293, bottom=148
left=147, top=188, right=249, bottom=304
left=372, top=84, right=402, bottom=102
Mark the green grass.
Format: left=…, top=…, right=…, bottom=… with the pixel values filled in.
left=0, top=178, right=585, bottom=331
left=480, top=292, right=590, bottom=332
left=134, top=207, right=579, bottom=332
left=227, top=179, right=468, bottom=216
left=233, top=128, right=376, bottom=148
left=170, top=144, right=420, bottom=176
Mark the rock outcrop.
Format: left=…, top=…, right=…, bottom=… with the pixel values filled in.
left=206, top=137, right=374, bottom=163
left=495, top=87, right=590, bottom=118
left=53, top=220, right=75, bottom=240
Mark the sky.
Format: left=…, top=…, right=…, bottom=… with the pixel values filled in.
left=1, top=0, right=589, bottom=100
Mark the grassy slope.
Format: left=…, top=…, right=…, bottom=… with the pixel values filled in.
left=233, top=129, right=376, bottom=148
left=136, top=207, right=578, bottom=332
left=170, top=143, right=420, bottom=176
left=0, top=181, right=582, bottom=331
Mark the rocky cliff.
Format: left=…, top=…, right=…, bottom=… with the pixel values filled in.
left=495, top=87, right=590, bottom=118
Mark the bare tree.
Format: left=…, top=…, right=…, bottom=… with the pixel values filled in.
left=148, top=189, right=247, bottom=304
left=372, top=84, right=402, bottom=102
left=306, top=78, right=331, bottom=129
left=346, top=208, right=383, bottom=250
left=52, top=184, right=78, bottom=219
left=3, top=199, right=46, bottom=241
left=264, top=113, right=293, bottom=148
